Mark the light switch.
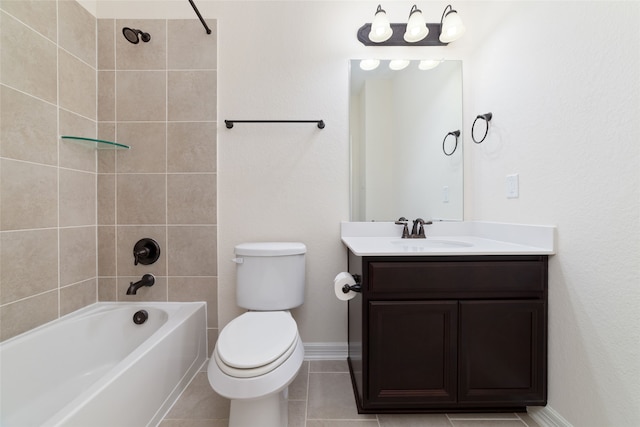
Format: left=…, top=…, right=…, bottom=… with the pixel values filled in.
left=443, top=186, right=450, bottom=203
left=506, top=174, right=519, bottom=198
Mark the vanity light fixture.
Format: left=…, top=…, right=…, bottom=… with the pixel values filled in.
left=389, top=59, right=410, bottom=71
left=404, top=5, right=428, bottom=43
left=439, top=5, right=466, bottom=43
left=359, top=59, right=381, bottom=71
left=358, top=4, right=465, bottom=47
left=418, top=59, right=442, bottom=70
left=369, top=5, right=393, bottom=43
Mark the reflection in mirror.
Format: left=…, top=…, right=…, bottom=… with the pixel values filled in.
left=349, top=59, right=463, bottom=222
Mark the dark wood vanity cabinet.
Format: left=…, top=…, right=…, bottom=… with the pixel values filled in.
left=347, top=254, right=548, bottom=413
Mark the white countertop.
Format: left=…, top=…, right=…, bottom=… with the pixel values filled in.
left=341, top=221, right=556, bottom=256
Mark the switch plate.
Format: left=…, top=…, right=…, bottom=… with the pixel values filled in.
left=442, top=186, right=450, bottom=203
left=506, top=174, right=519, bottom=198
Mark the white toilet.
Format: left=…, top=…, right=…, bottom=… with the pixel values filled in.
left=207, top=242, right=306, bottom=427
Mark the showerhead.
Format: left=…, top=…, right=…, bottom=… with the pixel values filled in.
left=122, top=27, right=151, bottom=44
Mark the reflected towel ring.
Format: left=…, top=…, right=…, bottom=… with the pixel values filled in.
left=472, top=112, right=493, bottom=144
left=442, top=130, right=461, bottom=156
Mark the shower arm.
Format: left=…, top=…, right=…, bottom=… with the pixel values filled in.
left=188, top=0, right=212, bottom=35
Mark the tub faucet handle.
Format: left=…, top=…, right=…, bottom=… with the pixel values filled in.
left=133, top=238, right=161, bottom=266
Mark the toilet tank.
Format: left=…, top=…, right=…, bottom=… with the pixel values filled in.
left=234, top=242, right=306, bottom=310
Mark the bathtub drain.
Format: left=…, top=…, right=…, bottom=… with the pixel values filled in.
left=133, top=310, right=148, bottom=325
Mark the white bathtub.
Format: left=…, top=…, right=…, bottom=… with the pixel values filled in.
left=0, top=302, right=207, bottom=427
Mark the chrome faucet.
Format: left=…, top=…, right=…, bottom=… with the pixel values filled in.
left=127, top=274, right=155, bottom=295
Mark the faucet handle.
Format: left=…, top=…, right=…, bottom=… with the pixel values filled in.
left=395, top=217, right=410, bottom=238
left=417, top=220, right=433, bottom=238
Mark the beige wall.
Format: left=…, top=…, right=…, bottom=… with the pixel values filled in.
left=0, top=2, right=218, bottom=345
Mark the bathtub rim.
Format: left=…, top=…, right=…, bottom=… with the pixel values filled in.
left=1, top=301, right=208, bottom=427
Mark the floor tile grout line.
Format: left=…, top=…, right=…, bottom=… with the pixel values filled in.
left=304, top=361, right=310, bottom=427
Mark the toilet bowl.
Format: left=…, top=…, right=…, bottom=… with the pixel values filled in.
left=207, top=242, right=306, bottom=427
left=207, top=312, right=304, bottom=427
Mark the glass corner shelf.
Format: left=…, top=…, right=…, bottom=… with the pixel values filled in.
left=61, top=136, right=130, bottom=150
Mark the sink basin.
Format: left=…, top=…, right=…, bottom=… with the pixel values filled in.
left=391, top=239, right=474, bottom=249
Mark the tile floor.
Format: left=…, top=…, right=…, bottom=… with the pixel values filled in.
left=159, top=360, right=541, bottom=427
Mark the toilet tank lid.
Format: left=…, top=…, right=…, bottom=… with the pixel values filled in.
left=235, top=242, right=306, bottom=256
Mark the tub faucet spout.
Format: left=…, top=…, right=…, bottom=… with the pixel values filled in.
left=127, top=274, right=155, bottom=295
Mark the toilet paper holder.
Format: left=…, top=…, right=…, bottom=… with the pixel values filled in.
left=342, top=274, right=362, bottom=294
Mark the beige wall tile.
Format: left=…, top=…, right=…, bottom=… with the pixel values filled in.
left=0, top=0, right=57, bottom=42
left=167, top=226, right=217, bottom=276
left=98, top=71, right=115, bottom=121
left=98, top=174, right=116, bottom=225
left=98, top=277, right=117, bottom=301
left=60, top=278, right=97, bottom=316
left=167, top=174, right=216, bottom=224
left=207, top=328, right=218, bottom=359
left=60, top=226, right=97, bottom=286
left=98, top=19, right=115, bottom=70
left=168, top=20, right=217, bottom=70
left=168, top=71, right=216, bottom=122
left=58, top=0, right=96, bottom=67
left=98, top=123, right=116, bottom=173
left=98, top=226, right=117, bottom=276
left=0, top=86, right=57, bottom=166
left=117, top=276, right=167, bottom=301
left=116, top=122, right=166, bottom=173
left=0, top=229, right=58, bottom=304
left=116, top=173, right=167, bottom=225
left=0, top=159, right=57, bottom=231
left=116, top=19, right=166, bottom=70
left=168, top=277, right=217, bottom=327
left=116, top=71, right=166, bottom=121
left=59, top=48, right=97, bottom=119
left=1, top=12, right=57, bottom=103
left=116, top=225, right=167, bottom=277
left=60, top=169, right=97, bottom=227
left=0, top=290, right=58, bottom=341
left=167, top=122, right=217, bottom=173
left=59, top=109, right=97, bottom=172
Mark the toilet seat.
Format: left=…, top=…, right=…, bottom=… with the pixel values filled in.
left=215, top=311, right=298, bottom=378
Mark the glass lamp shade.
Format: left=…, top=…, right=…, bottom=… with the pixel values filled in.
left=403, top=6, right=428, bottom=43
left=389, top=59, right=410, bottom=71
left=360, top=59, right=380, bottom=71
left=418, top=59, right=441, bottom=70
left=369, top=6, right=393, bottom=43
left=440, top=9, right=466, bottom=43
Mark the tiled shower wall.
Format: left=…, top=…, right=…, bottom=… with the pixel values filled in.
left=0, top=1, right=218, bottom=344
left=95, top=18, right=218, bottom=348
left=1, top=0, right=99, bottom=340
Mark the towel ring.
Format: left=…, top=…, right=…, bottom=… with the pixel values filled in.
left=472, top=112, right=493, bottom=144
left=442, top=130, right=461, bottom=156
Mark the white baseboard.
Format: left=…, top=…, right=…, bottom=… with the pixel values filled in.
left=303, top=342, right=348, bottom=360
left=528, top=406, right=573, bottom=427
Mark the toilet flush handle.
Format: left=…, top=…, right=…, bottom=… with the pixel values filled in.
left=231, top=257, right=244, bottom=264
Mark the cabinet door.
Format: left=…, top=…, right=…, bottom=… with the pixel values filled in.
left=368, top=301, right=458, bottom=408
left=458, top=301, right=546, bottom=406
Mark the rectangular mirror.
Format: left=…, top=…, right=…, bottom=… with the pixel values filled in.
left=349, top=59, right=463, bottom=221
